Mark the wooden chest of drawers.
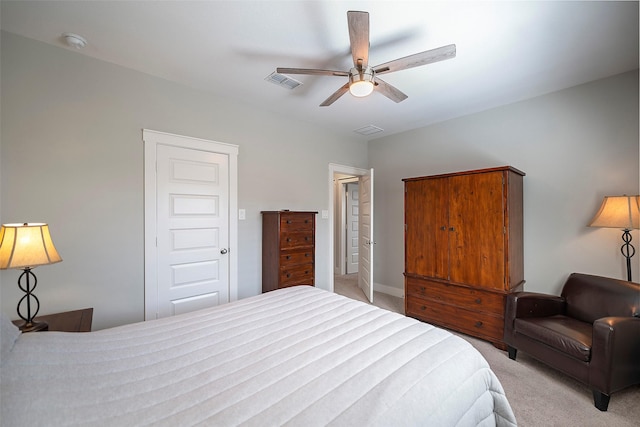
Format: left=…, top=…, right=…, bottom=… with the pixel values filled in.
left=261, top=211, right=317, bottom=292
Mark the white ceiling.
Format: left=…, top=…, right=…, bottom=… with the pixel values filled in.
left=2, top=1, right=638, bottom=139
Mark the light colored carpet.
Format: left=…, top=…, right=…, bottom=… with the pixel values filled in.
left=334, top=274, right=640, bottom=427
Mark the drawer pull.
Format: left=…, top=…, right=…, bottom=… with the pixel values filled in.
left=475, top=321, right=483, bottom=328
left=305, top=253, right=310, bottom=257
left=305, top=270, right=309, bottom=274
left=420, top=286, right=426, bottom=292
left=305, top=237, right=309, bottom=241
left=286, top=220, right=292, bottom=224
left=475, top=298, right=482, bottom=304
left=420, top=306, right=427, bottom=311
left=305, top=219, right=309, bottom=223
left=287, top=238, right=291, bottom=242
left=287, top=273, right=291, bottom=278
left=440, top=226, right=446, bottom=231
left=286, top=255, right=291, bottom=260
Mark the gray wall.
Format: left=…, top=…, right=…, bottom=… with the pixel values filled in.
left=2, top=31, right=638, bottom=331
left=369, top=70, right=639, bottom=295
left=0, top=32, right=368, bottom=330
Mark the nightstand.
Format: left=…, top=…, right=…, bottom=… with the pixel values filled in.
left=12, top=308, right=93, bottom=332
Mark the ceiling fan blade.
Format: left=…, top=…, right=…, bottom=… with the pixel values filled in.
left=374, top=78, right=408, bottom=103
left=277, top=67, right=349, bottom=77
left=373, top=44, right=456, bottom=75
left=347, top=11, right=369, bottom=68
left=320, top=83, right=350, bottom=107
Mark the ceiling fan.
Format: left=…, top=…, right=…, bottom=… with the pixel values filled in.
left=277, top=11, right=456, bottom=107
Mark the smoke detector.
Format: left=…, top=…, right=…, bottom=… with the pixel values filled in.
left=62, top=33, right=87, bottom=49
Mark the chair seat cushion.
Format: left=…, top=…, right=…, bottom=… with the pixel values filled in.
left=514, top=315, right=592, bottom=362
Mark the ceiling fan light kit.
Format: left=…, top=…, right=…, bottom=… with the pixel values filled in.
left=276, top=11, right=456, bottom=106
left=348, top=66, right=375, bottom=97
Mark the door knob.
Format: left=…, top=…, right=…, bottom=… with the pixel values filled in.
left=220, top=248, right=228, bottom=254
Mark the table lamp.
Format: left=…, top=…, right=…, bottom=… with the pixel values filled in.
left=0, top=223, right=62, bottom=331
left=589, top=195, right=640, bottom=282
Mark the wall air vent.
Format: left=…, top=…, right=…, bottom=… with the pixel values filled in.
left=353, top=125, right=384, bottom=136
left=265, top=72, right=302, bottom=90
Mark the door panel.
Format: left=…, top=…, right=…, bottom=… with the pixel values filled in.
left=346, top=182, right=359, bottom=274
left=449, top=172, right=505, bottom=289
left=358, top=169, right=374, bottom=302
left=156, top=145, right=230, bottom=317
left=405, top=178, right=449, bottom=279
left=172, top=293, right=220, bottom=316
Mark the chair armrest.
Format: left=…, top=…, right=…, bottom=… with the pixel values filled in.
left=590, top=316, right=640, bottom=393
left=506, top=292, right=566, bottom=319
left=504, top=292, right=566, bottom=343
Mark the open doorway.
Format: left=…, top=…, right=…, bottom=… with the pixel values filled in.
left=335, top=176, right=359, bottom=276
left=328, top=164, right=373, bottom=302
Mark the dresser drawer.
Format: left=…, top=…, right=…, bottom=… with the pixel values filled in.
left=280, top=249, right=314, bottom=266
left=280, top=231, right=314, bottom=249
left=406, top=277, right=504, bottom=315
left=280, top=263, right=314, bottom=285
left=280, top=213, right=315, bottom=232
left=406, top=298, right=504, bottom=342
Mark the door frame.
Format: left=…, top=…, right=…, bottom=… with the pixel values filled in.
left=143, top=129, right=239, bottom=320
left=328, top=163, right=370, bottom=293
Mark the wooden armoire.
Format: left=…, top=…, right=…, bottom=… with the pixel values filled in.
left=403, top=166, right=525, bottom=349
left=261, top=211, right=317, bottom=293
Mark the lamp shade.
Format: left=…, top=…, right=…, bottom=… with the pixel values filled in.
left=589, top=195, right=640, bottom=230
left=0, top=223, right=62, bottom=269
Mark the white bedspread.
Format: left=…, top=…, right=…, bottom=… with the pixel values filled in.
left=1, top=286, right=516, bottom=426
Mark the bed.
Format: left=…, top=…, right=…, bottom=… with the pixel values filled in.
left=1, top=286, right=516, bottom=426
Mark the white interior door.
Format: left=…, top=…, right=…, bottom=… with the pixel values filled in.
left=358, top=169, right=374, bottom=302
left=156, top=145, right=229, bottom=317
left=144, top=129, right=238, bottom=321
left=346, top=182, right=359, bottom=274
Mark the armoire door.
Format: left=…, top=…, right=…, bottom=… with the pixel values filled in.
left=404, top=177, right=449, bottom=279
left=448, top=171, right=505, bottom=289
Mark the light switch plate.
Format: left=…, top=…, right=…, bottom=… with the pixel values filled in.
left=321, top=210, right=329, bottom=219
left=239, top=209, right=246, bottom=220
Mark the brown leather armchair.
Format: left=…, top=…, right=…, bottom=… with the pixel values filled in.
left=504, top=273, right=640, bottom=411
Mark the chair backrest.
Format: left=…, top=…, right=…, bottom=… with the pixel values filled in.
left=561, top=273, right=640, bottom=323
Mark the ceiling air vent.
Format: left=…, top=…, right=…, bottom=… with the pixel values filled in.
left=353, top=125, right=384, bottom=136
left=265, top=72, right=302, bottom=90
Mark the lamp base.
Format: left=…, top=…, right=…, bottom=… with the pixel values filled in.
left=621, top=229, right=635, bottom=282
left=18, top=320, right=48, bottom=333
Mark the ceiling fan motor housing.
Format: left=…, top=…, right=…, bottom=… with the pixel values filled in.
left=349, top=66, right=375, bottom=97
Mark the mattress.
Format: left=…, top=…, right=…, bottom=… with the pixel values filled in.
left=1, top=286, right=516, bottom=426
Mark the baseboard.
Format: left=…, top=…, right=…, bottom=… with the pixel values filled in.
left=373, top=282, right=404, bottom=298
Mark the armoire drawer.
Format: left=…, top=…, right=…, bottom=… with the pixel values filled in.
left=406, top=277, right=504, bottom=315
left=406, top=298, right=504, bottom=341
